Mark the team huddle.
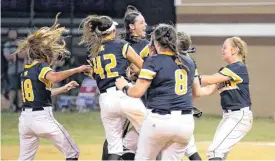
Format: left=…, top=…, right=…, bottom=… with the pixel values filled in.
left=14, top=5, right=253, bottom=161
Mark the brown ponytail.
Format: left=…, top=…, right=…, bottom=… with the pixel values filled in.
left=79, top=15, right=114, bottom=58
left=153, top=24, right=189, bottom=72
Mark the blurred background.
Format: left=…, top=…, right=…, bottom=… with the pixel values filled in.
left=1, top=0, right=275, bottom=117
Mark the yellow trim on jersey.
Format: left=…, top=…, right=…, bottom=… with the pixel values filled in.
left=140, top=45, right=150, bottom=58
left=24, top=62, right=38, bottom=68
left=195, top=69, right=199, bottom=77
left=220, top=67, right=243, bottom=84
left=159, top=51, right=176, bottom=56
left=100, top=45, right=105, bottom=52
left=122, top=43, right=129, bottom=58
left=103, top=35, right=114, bottom=42
left=139, top=69, right=156, bottom=80
left=38, top=67, right=53, bottom=90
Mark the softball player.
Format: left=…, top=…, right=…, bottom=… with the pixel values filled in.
left=116, top=24, right=196, bottom=160
left=15, top=14, right=91, bottom=161
left=200, top=37, right=253, bottom=160
left=80, top=15, right=147, bottom=160
left=101, top=5, right=150, bottom=160
left=159, top=32, right=204, bottom=161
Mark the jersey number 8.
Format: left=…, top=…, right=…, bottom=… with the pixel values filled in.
left=92, top=54, right=119, bottom=79
left=175, top=69, right=188, bottom=95
left=21, top=79, right=34, bottom=102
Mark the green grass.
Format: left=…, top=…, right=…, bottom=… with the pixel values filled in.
left=1, top=112, right=275, bottom=145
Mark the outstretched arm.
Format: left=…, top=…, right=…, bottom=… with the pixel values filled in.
left=46, top=65, right=91, bottom=83
left=192, top=77, right=218, bottom=98
left=51, top=81, right=79, bottom=96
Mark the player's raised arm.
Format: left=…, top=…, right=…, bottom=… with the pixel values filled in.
left=45, top=65, right=91, bottom=83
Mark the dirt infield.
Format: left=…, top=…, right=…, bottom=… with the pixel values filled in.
left=2, top=142, right=275, bottom=160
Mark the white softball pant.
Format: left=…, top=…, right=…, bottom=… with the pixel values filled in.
left=18, top=106, right=80, bottom=161
left=207, top=107, right=253, bottom=160
left=161, top=134, right=198, bottom=160
left=135, top=110, right=194, bottom=161
left=99, top=87, right=146, bottom=155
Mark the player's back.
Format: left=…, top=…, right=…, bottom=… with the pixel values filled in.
left=21, top=62, right=52, bottom=108
left=91, top=39, right=129, bottom=93
left=139, top=52, right=196, bottom=112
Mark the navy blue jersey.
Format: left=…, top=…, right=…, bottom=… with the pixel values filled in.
left=218, top=61, right=251, bottom=110
left=91, top=39, right=130, bottom=93
left=125, top=38, right=150, bottom=104
left=126, top=38, right=150, bottom=58
left=138, top=52, right=196, bottom=111
left=21, top=62, right=53, bottom=108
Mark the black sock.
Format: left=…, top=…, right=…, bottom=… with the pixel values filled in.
left=107, top=154, right=121, bottom=160
left=102, top=139, right=109, bottom=160
left=66, top=158, right=78, bottom=161
left=189, top=152, right=202, bottom=161
left=209, top=157, right=222, bottom=160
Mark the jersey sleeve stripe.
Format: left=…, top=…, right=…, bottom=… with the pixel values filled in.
left=122, top=43, right=130, bottom=58
left=138, top=69, right=156, bottom=80
left=38, top=67, right=53, bottom=90
left=194, top=69, right=199, bottom=77
left=140, top=45, right=150, bottom=58
left=38, top=67, right=53, bottom=80
left=219, top=67, right=243, bottom=83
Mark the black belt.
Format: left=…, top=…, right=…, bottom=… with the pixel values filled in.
left=151, top=109, right=192, bottom=115
left=100, top=87, right=119, bottom=93
left=223, top=108, right=241, bottom=113
left=22, top=107, right=44, bottom=111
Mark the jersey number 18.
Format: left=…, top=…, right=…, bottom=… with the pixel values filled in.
left=21, top=79, right=34, bottom=102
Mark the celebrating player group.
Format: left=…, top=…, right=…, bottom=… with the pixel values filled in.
left=15, top=5, right=253, bottom=161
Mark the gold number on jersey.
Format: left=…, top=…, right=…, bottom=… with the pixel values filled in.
left=92, top=54, right=118, bottom=79
left=93, top=56, right=105, bottom=79
left=175, top=69, right=188, bottom=95
left=104, top=54, right=119, bottom=78
left=21, top=79, right=34, bottom=102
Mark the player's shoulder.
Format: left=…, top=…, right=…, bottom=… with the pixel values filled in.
left=139, top=39, right=149, bottom=46
left=112, top=39, right=128, bottom=46
left=179, top=54, right=196, bottom=67
left=146, top=54, right=160, bottom=62
left=225, top=61, right=247, bottom=72
left=37, top=62, right=50, bottom=68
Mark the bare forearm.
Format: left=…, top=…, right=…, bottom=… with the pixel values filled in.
left=51, top=86, right=67, bottom=96
left=200, top=75, right=214, bottom=86
left=127, top=85, right=144, bottom=98
left=49, top=68, right=78, bottom=83
left=199, top=84, right=217, bottom=97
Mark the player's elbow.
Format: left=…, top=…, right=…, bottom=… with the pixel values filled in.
left=192, top=90, right=202, bottom=98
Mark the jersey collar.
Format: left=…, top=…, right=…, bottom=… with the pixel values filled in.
left=24, top=61, right=38, bottom=68
left=159, top=51, right=176, bottom=56
left=103, top=35, right=115, bottom=42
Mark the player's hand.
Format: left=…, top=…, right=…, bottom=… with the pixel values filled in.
left=76, top=65, right=92, bottom=73
left=115, top=76, right=129, bottom=90
left=126, top=66, right=138, bottom=81
left=64, top=81, right=79, bottom=92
